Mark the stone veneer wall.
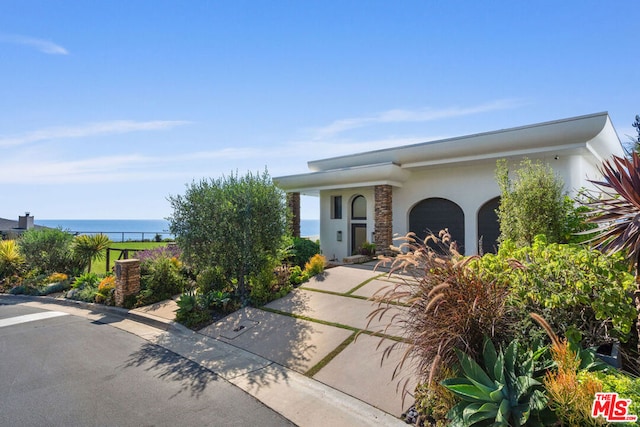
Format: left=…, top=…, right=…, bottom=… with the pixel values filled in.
left=114, top=259, right=140, bottom=307
left=287, top=192, right=301, bottom=238
left=374, top=185, right=393, bottom=255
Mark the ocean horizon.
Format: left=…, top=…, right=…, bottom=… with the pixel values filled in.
left=36, top=219, right=320, bottom=242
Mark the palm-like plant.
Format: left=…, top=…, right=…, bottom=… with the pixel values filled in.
left=72, top=234, right=112, bottom=273
left=0, top=239, right=24, bottom=277
left=583, top=152, right=640, bottom=356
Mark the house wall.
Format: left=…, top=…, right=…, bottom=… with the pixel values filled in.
left=392, top=154, right=597, bottom=255
left=319, top=187, right=375, bottom=261
left=317, top=153, right=603, bottom=259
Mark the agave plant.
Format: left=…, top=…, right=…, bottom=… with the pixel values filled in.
left=583, top=152, right=640, bottom=356
left=441, top=337, right=551, bottom=427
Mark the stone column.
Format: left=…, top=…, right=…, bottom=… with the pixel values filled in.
left=374, top=185, right=393, bottom=255
left=287, top=192, right=301, bottom=238
left=114, top=259, right=140, bottom=307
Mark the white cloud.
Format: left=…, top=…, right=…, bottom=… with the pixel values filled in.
left=313, top=99, right=525, bottom=139
left=0, top=120, right=192, bottom=147
left=0, top=34, right=68, bottom=55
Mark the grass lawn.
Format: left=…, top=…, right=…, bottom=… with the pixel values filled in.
left=92, top=241, right=170, bottom=276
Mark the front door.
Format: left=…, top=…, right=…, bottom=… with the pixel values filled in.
left=351, top=223, right=367, bottom=255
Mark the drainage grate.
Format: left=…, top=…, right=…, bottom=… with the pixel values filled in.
left=220, top=319, right=259, bottom=340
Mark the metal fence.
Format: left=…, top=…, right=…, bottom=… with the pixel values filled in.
left=69, top=231, right=174, bottom=242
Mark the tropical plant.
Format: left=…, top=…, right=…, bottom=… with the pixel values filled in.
left=71, top=272, right=100, bottom=289
left=582, top=151, right=640, bottom=356
left=496, top=158, right=568, bottom=246
left=137, top=255, right=186, bottom=306
left=369, top=230, right=514, bottom=393
left=169, top=169, right=289, bottom=305
left=0, top=239, right=24, bottom=278
left=19, top=227, right=78, bottom=275
left=67, top=272, right=101, bottom=302
left=175, top=290, right=210, bottom=328
left=441, top=337, right=550, bottom=426
left=72, top=234, right=112, bottom=273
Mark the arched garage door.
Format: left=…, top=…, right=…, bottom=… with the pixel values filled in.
left=409, top=198, right=465, bottom=254
left=477, top=197, right=501, bottom=255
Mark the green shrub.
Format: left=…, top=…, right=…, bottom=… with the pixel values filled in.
left=71, top=272, right=99, bottom=289
left=496, top=158, right=568, bottom=246
left=470, top=235, right=636, bottom=348
left=19, top=228, right=79, bottom=275
left=291, top=237, right=320, bottom=268
left=288, top=265, right=309, bottom=285
left=67, top=272, right=100, bottom=302
left=196, top=266, right=227, bottom=293
left=137, top=256, right=186, bottom=306
left=249, top=263, right=292, bottom=306
left=359, top=241, right=376, bottom=256
left=175, top=291, right=211, bottom=328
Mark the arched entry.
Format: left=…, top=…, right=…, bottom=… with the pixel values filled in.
left=409, top=198, right=465, bottom=253
left=477, top=197, right=501, bottom=254
left=351, top=195, right=367, bottom=255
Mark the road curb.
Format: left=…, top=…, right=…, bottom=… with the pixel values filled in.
left=0, top=294, right=190, bottom=335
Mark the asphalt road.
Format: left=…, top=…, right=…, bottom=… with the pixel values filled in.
left=0, top=302, right=295, bottom=427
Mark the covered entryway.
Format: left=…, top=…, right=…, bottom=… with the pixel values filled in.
left=409, top=197, right=465, bottom=253
left=477, top=197, right=501, bottom=254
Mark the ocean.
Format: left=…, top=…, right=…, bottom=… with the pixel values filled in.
left=35, top=219, right=320, bottom=242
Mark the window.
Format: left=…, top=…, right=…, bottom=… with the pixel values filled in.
left=351, top=195, right=366, bottom=220
left=331, top=196, right=342, bottom=219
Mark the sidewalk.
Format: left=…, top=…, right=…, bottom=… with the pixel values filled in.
left=0, top=262, right=414, bottom=426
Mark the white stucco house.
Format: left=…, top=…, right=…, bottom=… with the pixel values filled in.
left=274, top=112, right=625, bottom=260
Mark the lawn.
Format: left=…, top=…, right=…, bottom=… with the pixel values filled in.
left=93, top=241, right=169, bottom=276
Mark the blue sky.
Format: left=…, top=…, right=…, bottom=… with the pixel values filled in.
left=1, top=1, right=638, bottom=220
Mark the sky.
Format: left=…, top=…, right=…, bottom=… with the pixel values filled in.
left=1, top=1, right=638, bottom=220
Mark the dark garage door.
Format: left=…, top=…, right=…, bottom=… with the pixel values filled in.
left=477, top=197, right=501, bottom=254
left=409, top=198, right=465, bottom=254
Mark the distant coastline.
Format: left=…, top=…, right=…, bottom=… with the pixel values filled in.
left=35, top=219, right=320, bottom=242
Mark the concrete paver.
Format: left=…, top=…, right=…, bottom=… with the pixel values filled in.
left=265, top=288, right=406, bottom=336
left=313, top=333, right=416, bottom=416
left=198, top=307, right=353, bottom=373
left=301, top=265, right=382, bottom=294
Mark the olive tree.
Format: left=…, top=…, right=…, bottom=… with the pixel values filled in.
left=168, top=169, right=289, bottom=305
left=496, top=158, right=568, bottom=247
